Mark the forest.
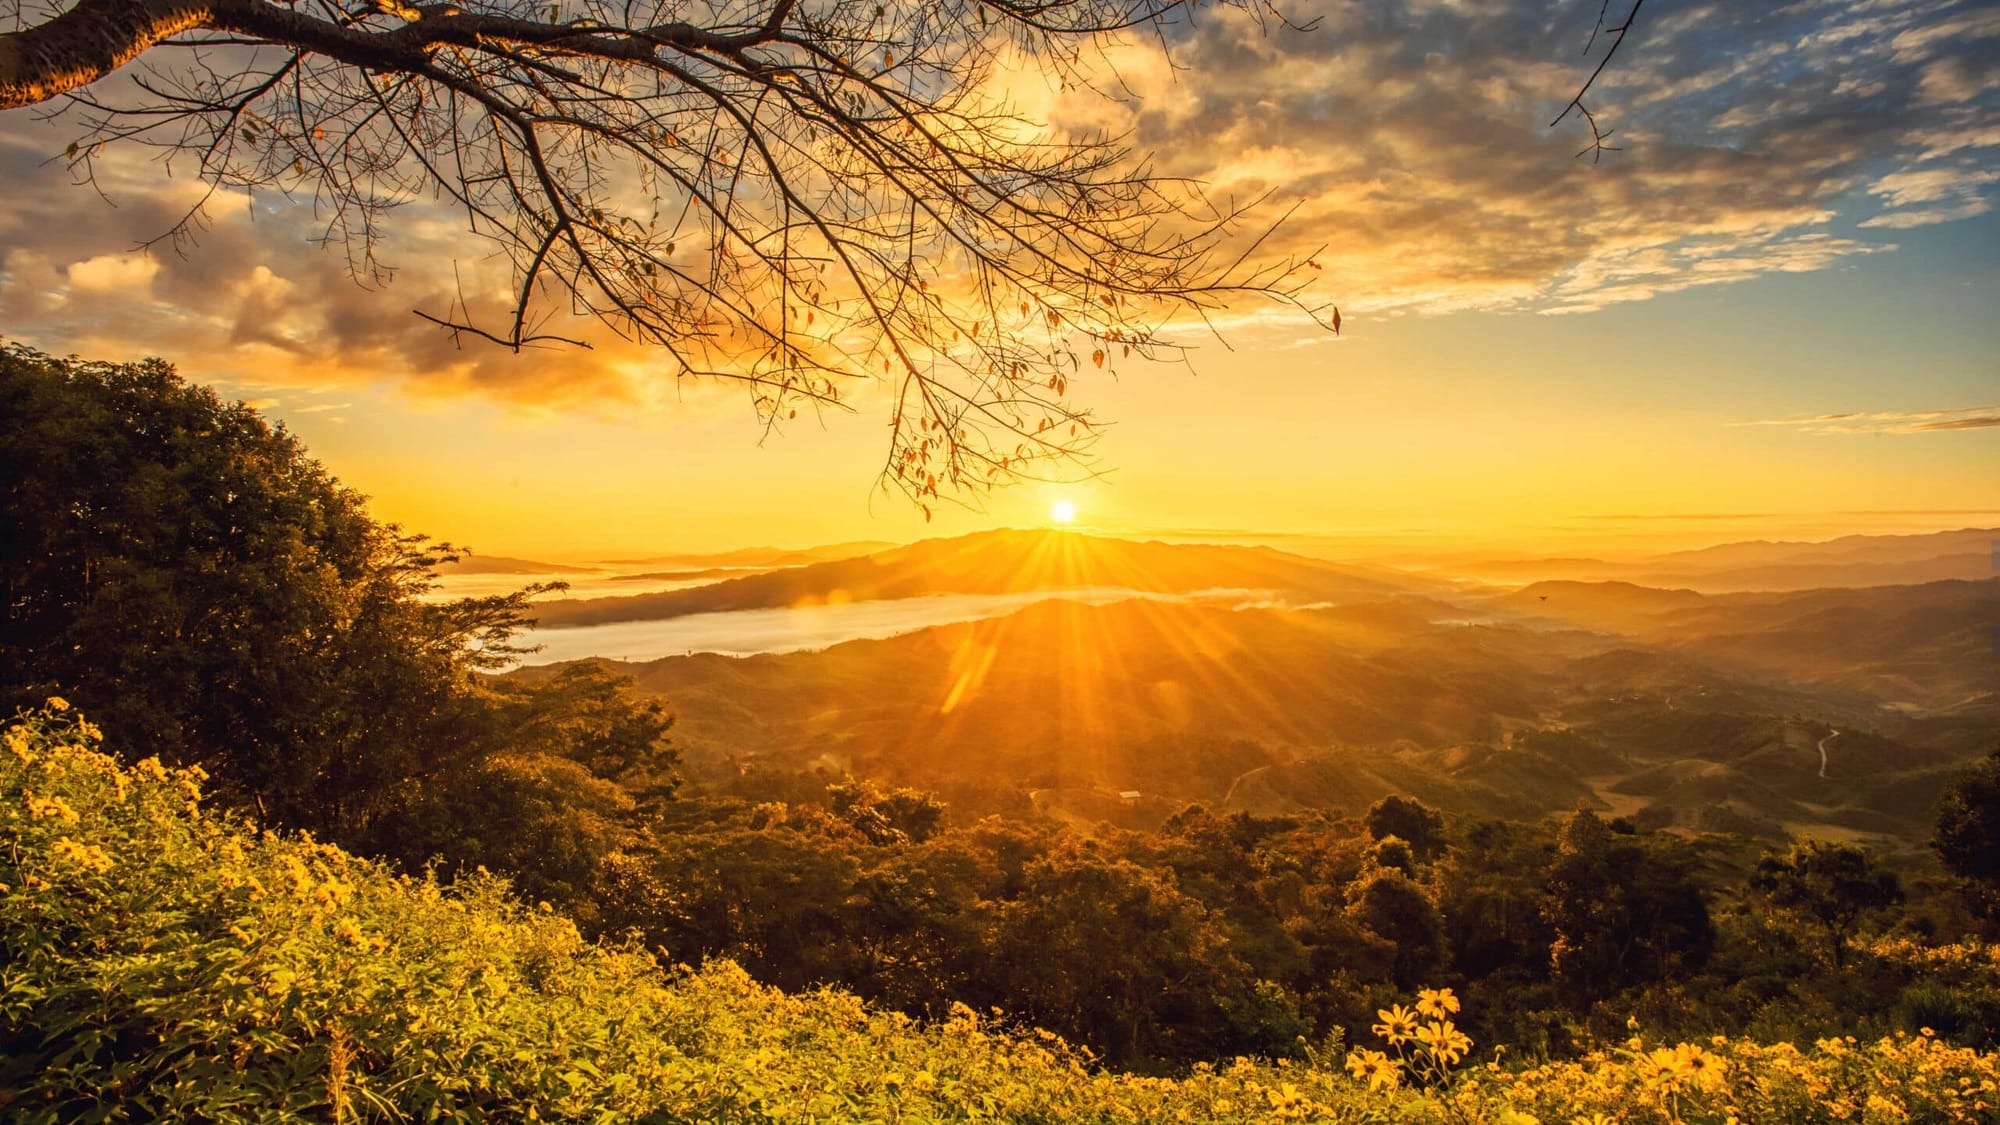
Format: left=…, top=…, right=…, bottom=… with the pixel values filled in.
left=5, top=345, right=2000, bottom=1122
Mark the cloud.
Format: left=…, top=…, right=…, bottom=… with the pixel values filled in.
left=0, top=0, right=1995, bottom=400
left=1732, top=405, right=2000, bottom=434
left=1095, top=0, right=2000, bottom=322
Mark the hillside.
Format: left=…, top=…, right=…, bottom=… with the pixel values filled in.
left=533, top=529, right=1436, bottom=628
left=431, top=553, right=592, bottom=575
left=8, top=705, right=1990, bottom=1122
left=574, top=585, right=1991, bottom=841
left=1423, top=527, right=1997, bottom=592
left=1493, top=577, right=2000, bottom=712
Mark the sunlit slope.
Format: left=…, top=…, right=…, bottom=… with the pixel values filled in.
left=1495, top=578, right=2000, bottom=711
left=612, top=597, right=1568, bottom=793
left=597, top=581, right=1995, bottom=839
left=534, top=529, right=1437, bottom=627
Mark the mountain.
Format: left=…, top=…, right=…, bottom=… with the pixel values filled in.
left=433, top=553, right=593, bottom=575
left=544, top=577, right=1993, bottom=842
left=600, top=541, right=896, bottom=568
left=1492, top=578, right=2000, bottom=712
left=1421, top=528, right=1997, bottom=593
left=1648, top=527, right=1995, bottom=569
left=596, top=596, right=1590, bottom=803
left=532, top=529, right=1440, bottom=628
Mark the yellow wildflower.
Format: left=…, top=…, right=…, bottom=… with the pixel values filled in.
left=50, top=836, right=114, bottom=873
left=25, top=793, right=79, bottom=825
left=1417, top=987, right=1461, bottom=1018
left=1345, top=1048, right=1400, bottom=1092
left=45, top=696, right=69, bottom=711
left=1416, top=1020, right=1473, bottom=1066
left=1676, top=1043, right=1726, bottom=1091
left=1373, top=1003, right=1419, bottom=1044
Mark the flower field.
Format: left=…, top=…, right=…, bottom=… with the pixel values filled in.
left=3, top=703, right=1995, bottom=1123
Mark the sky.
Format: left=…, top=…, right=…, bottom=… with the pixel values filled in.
left=1, top=0, right=1996, bottom=559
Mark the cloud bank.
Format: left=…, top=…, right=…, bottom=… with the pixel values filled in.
left=1733, top=405, right=2000, bottom=434
left=0, top=0, right=1994, bottom=401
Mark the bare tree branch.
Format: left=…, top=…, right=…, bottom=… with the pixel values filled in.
left=3, top=0, right=1336, bottom=508
left=1, top=1, right=1635, bottom=506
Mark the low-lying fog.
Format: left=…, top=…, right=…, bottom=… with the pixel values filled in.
left=518, top=586, right=1274, bottom=663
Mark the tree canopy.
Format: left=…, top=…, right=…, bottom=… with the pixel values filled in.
left=0, top=341, right=673, bottom=885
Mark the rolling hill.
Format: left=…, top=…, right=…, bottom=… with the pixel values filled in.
left=539, top=575, right=1993, bottom=842
left=532, top=528, right=1441, bottom=628
left=1415, top=527, right=1996, bottom=592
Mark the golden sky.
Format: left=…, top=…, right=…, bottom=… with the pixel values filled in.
left=2, top=0, right=1996, bottom=559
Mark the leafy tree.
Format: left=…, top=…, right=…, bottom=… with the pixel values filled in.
left=1345, top=864, right=1446, bottom=991
left=1544, top=808, right=1713, bottom=1005
left=0, top=342, right=673, bottom=858
left=826, top=778, right=947, bottom=845
left=1750, top=839, right=1903, bottom=967
left=1934, top=749, right=2000, bottom=916
left=1365, top=795, right=1447, bottom=863
left=996, top=850, right=1304, bottom=1067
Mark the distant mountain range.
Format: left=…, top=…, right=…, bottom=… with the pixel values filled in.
left=531, top=529, right=1443, bottom=628
left=1432, top=527, right=1996, bottom=593
left=1492, top=577, right=1999, bottom=711
left=432, top=553, right=598, bottom=576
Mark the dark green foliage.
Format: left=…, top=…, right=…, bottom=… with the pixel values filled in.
left=1346, top=866, right=1447, bottom=989
left=1545, top=808, right=1714, bottom=1005
left=1750, top=839, right=1903, bottom=966
left=0, top=343, right=674, bottom=886
left=1934, top=748, right=2000, bottom=915
left=826, top=778, right=947, bottom=845
left=1365, top=795, right=1447, bottom=861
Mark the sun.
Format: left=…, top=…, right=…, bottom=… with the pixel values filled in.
left=1050, top=499, right=1077, bottom=525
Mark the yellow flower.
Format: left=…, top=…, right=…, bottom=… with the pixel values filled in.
left=45, top=696, right=70, bottom=712
left=1373, top=1003, right=1419, bottom=1044
left=1345, top=1048, right=1400, bottom=1092
left=1417, top=987, right=1461, bottom=1018
left=1675, top=1043, right=1726, bottom=1091
left=50, top=836, right=114, bottom=873
left=25, top=793, right=79, bottom=825
left=1415, top=1020, right=1473, bottom=1066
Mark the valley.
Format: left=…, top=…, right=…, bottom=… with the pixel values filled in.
left=512, top=527, right=1999, bottom=847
